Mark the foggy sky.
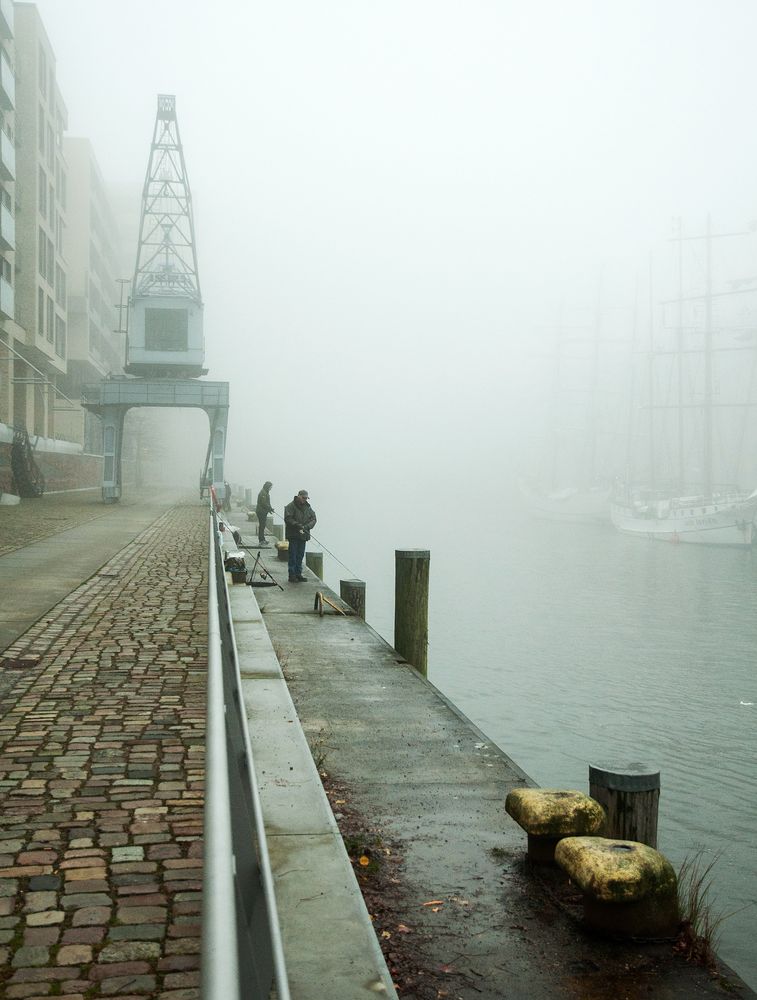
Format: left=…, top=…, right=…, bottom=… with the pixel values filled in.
left=33, top=0, right=757, bottom=556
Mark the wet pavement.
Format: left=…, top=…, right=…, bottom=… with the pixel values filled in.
left=0, top=501, right=206, bottom=998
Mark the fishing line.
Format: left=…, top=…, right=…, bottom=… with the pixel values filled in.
left=269, top=506, right=363, bottom=581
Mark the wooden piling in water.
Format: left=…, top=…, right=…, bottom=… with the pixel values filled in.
left=589, top=763, right=660, bottom=848
left=340, top=579, right=366, bottom=619
left=305, top=551, right=323, bottom=578
left=394, top=549, right=429, bottom=677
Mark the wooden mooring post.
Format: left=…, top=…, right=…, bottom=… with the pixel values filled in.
left=589, top=763, right=660, bottom=848
left=340, top=579, right=366, bottom=619
left=394, top=549, right=429, bottom=677
left=305, top=551, right=323, bottom=578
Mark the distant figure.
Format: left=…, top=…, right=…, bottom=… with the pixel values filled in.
left=256, top=480, right=274, bottom=545
left=223, top=481, right=232, bottom=512
left=284, top=490, right=317, bottom=582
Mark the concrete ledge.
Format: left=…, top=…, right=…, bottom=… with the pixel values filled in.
left=228, top=585, right=397, bottom=1000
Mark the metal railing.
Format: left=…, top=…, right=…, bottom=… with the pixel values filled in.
left=202, top=508, right=290, bottom=1000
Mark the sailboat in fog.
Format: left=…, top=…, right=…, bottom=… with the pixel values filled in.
left=611, top=217, right=757, bottom=546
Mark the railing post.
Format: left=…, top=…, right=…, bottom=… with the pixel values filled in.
left=394, top=549, right=429, bottom=677
left=305, top=551, right=323, bottom=578
left=340, top=579, right=366, bottom=619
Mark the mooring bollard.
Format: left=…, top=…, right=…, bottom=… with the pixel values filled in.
left=340, top=579, right=366, bottom=619
left=589, top=763, right=660, bottom=849
left=394, top=549, right=429, bottom=677
left=244, top=488, right=252, bottom=507
left=269, top=522, right=284, bottom=541
left=305, top=551, right=323, bottom=578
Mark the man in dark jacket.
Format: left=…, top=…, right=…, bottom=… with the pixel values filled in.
left=284, top=490, right=317, bottom=582
left=255, top=481, right=274, bottom=545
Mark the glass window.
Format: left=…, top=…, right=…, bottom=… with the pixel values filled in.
left=60, top=172, right=67, bottom=211
left=46, top=125, right=54, bottom=168
left=55, top=314, right=66, bottom=359
left=48, top=184, right=54, bottom=227
left=38, top=108, right=45, bottom=155
left=47, top=238, right=54, bottom=286
left=37, top=286, right=45, bottom=337
left=38, top=167, right=46, bottom=217
left=145, top=307, right=189, bottom=352
left=47, top=297, right=54, bottom=345
left=38, top=227, right=46, bottom=280
left=38, top=46, right=46, bottom=99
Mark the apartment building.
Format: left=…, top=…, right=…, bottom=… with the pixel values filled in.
left=12, top=1, right=68, bottom=443
left=59, top=136, right=123, bottom=452
left=0, top=0, right=18, bottom=443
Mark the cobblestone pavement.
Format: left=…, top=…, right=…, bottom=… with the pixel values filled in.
left=0, top=503, right=207, bottom=999
left=0, top=491, right=114, bottom=558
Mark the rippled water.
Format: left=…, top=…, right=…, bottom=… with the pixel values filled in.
left=325, top=506, right=757, bottom=988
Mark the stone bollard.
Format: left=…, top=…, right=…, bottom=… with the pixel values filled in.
left=305, top=551, right=323, bottom=578
left=340, top=579, right=366, bottom=619
left=244, top=488, right=252, bottom=507
left=555, top=836, right=678, bottom=938
left=394, top=549, right=429, bottom=677
left=589, top=763, right=660, bottom=849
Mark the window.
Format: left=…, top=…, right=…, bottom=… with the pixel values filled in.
left=37, top=286, right=45, bottom=337
left=55, top=214, right=63, bottom=254
left=38, top=46, right=47, bottom=99
left=60, top=172, right=67, bottom=211
left=48, top=184, right=54, bottom=227
left=38, top=167, right=46, bottom=218
left=38, top=108, right=45, bottom=155
left=1, top=257, right=11, bottom=283
left=38, top=227, right=46, bottom=280
left=55, top=314, right=66, bottom=359
left=46, top=125, right=54, bottom=168
left=46, top=297, right=54, bottom=345
left=46, top=238, right=54, bottom=286
left=145, top=307, right=189, bottom=351
left=55, top=264, right=66, bottom=308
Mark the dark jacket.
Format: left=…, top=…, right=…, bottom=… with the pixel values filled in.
left=284, top=497, right=317, bottom=541
left=256, top=486, right=273, bottom=515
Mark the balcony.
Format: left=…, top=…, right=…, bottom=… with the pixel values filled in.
left=0, top=0, right=12, bottom=40
left=0, top=201, right=14, bottom=251
left=0, top=275, right=13, bottom=320
left=0, top=129, right=14, bottom=181
left=0, top=51, right=13, bottom=111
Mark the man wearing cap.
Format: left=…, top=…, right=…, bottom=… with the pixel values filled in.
left=284, top=490, right=317, bottom=582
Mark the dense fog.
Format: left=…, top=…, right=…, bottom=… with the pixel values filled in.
left=34, top=0, right=757, bottom=553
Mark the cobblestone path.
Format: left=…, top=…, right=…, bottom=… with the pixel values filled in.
left=0, top=504, right=207, bottom=999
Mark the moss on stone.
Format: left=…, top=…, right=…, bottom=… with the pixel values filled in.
left=505, top=789, right=606, bottom=837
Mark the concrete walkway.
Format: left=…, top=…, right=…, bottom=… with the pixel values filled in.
left=234, top=512, right=756, bottom=1000
left=0, top=491, right=182, bottom=657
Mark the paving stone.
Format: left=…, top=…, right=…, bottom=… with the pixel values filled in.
left=25, top=910, right=64, bottom=926
left=71, top=905, right=111, bottom=926
left=28, top=875, right=60, bottom=891
left=99, top=976, right=156, bottom=995
left=23, top=891, right=57, bottom=912
left=89, top=960, right=151, bottom=981
left=115, top=906, right=166, bottom=925
left=163, top=972, right=200, bottom=989
left=111, top=847, right=144, bottom=863
left=62, top=926, right=105, bottom=944
left=99, top=940, right=161, bottom=962
left=61, top=893, right=112, bottom=910
left=56, top=943, right=93, bottom=965
left=12, top=944, right=50, bottom=966
left=107, top=924, right=165, bottom=941
left=23, top=926, right=60, bottom=946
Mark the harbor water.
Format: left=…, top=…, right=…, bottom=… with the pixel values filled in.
left=319, top=486, right=757, bottom=990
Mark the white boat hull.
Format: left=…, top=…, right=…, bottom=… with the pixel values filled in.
left=610, top=492, right=757, bottom=546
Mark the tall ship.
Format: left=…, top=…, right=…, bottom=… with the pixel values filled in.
left=611, top=216, right=757, bottom=546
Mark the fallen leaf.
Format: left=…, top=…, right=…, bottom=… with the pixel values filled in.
left=397, top=924, right=412, bottom=933
left=422, top=900, right=445, bottom=907
left=335, top=799, right=346, bottom=805
left=359, top=855, right=370, bottom=866
left=431, top=906, right=442, bottom=913
left=381, top=930, right=392, bottom=939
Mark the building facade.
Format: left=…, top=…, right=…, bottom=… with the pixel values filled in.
left=0, top=2, right=125, bottom=494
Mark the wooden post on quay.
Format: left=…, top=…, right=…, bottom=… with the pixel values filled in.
left=305, top=551, right=323, bottom=578
left=340, top=579, right=366, bottom=619
left=589, top=763, right=660, bottom=848
left=269, top=522, right=283, bottom=541
left=394, top=549, right=429, bottom=677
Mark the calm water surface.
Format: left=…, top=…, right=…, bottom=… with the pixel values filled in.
left=324, top=507, right=757, bottom=988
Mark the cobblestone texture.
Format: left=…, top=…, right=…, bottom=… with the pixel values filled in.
left=0, top=504, right=206, bottom=997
